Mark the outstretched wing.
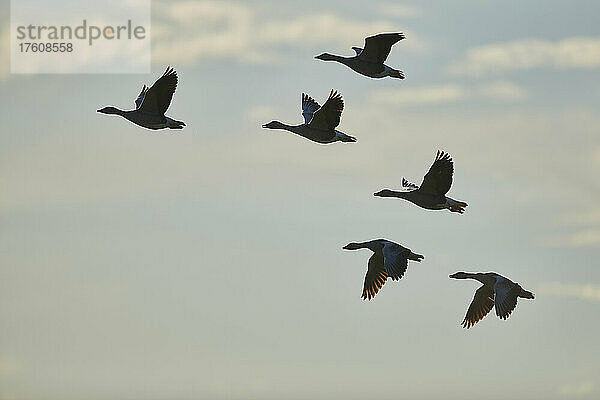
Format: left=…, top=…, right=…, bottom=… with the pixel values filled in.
left=307, top=90, right=344, bottom=130
left=419, top=151, right=454, bottom=196
left=381, top=241, right=410, bottom=281
left=358, top=32, right=405, bottom=64
left=362, top=251, right=388, bottom=300
left=402, top=178, right=419, bottom=191
left=139, top=66, right=178, bottom=115
left=351, top=46, right=363, bottom=56
left=461, top=285, right=495, bottom=329
left=494, top=276, right=521, bottom=320
left=301, top=93, right=320, bottom=124
left=134, top=85, right=148, bottom=109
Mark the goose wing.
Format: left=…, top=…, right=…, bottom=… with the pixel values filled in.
left=139, top=66, right=178, bottom=115
left=419, top=151, right=454, bottom=196
left=381, top=241, right=409, bottom=281
left=134, top=85, right=148, bottom=109
left=301, top=93, right=321, bottom=124
left=402, top=177, right=419, bottom=191
left=493, top=276, right=521, bottom=320
left=362, top=250, right=388, bottom=300
left=307, top=90, right=344, bottom=130
left=358, top=32, right=405, bottom=64
left=461, top=285, right=495, bottom=329
left=351, top=46, right=363, bottom=56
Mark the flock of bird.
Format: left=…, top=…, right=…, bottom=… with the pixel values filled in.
left=97, top=32, right=534, bottom=329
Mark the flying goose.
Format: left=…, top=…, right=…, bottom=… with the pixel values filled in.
left=374, top=151, right=468, bottom=213
left=262, top=90, right=356, bottom=144
left=315, top=33, right=405, bottom=79
left=342, top=239, right=424, bottom=300
left=449, top=272, right=535, bottom=328
left=97, top=67, right=185, bottom=130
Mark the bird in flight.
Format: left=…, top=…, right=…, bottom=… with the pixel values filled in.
left=374, top=151, right=468, bottom=213
left=97, top=67, right=185, bottom=130
left=449, top=272, right=535, bottom=328
left=262, top=90, right=356, bottom=144
left=343, top=239, right=424, bottom=300
left=315, top=33, right=406, bottom=79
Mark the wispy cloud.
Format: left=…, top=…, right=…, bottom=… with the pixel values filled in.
left=0, top=27, right=9, bottom=79
left=478, top=81, right=530, bottom=101
left=561, top=209, right=600, bottom=227
left=369, top=84, right=466, bottom=106
left=562, top=230, right=600, bottom=247
left=549, top=208, right=600, bottom=248
left=152, top=0, right=421, bottom=66
left=378, top=3, right=419, bottom=18
left=368, top=81, right=529, bottom=106
left=0, top=355, right=25, bottom=379
left=244, top=105, right=278, bottom=125
left=450, top=37, right=600, bottom=77
left=593, top=146, right=600, bottom=167
left=559, top=382, right=595, bottom=397
left=540, top=283, right=600, bottom=302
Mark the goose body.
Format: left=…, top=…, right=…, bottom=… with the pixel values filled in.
left=315, top=33, right=406, bottom=79
left=97, top=67, right=185, bottom=130
left=449, top=272, right=535, bottom=328
left=342, top=239, right=424, bottom=300
left=262, top=90, right=356, bottom=144
left=374, top=151, right=468, bottom=213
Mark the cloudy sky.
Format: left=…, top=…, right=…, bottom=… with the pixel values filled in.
left=1, top=0, right=599, bottom=399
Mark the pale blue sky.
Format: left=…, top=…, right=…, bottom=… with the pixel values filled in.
left=1, top=1, right=600, bottom=399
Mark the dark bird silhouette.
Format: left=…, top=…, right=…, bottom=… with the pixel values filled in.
left=97, top=67, right=185, bottom=130
left=374, top=151, right=468, bottom=213
left=449, top=272, right=535, bottom=329
left=262, top=90, right=356, bottom=144
left=315, top=33, right=405, bottom=79
left=342, top=239, right=424, bottom=300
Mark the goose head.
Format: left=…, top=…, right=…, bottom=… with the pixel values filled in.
left=342, top=242, right=364, bottom=250
left=373, top=189, right=395, bottom=197
left=343, top=240, right=386, bottom=251
left=262, top=121, right=285, bottom=129
left=449, top=272, right=470, bottom=279
left=315, top=53, right=338, bottom=61
left=97, top=106, right=122, bottom=115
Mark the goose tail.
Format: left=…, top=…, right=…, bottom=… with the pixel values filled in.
left=167, top=118, right=186, bottom=130
left=389, top=69, right=405, bottom=79
left=519, top=289, right=535, bottom=299
left=447, top=198, right=468, bottom=214
left=338, top=133, right=357, bottom=142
